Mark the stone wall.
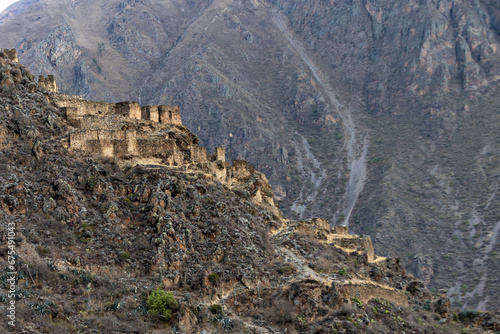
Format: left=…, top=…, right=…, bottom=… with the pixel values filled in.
left=60, top=101, right=116, bottom=126
left=141, top=105, right=159, bottom=122
left=330, top=234, right=375, bottom=262
left=61, top=107, right=81, bottom=127
left=57, top=98, right=183, bottom=127
left=70, top=126, right=233, bottom=173
left=1, top=49, right=18, bottom=62
left=197, top=161, right=232, bottom=183
left=290, top=222, right=376, bottom=262
left=116, top=101, right=141, bottom=120
left=38, top=75, right=57, bottom=93
left=338, top=281, right=409, bottom=307
left=215, top=162, right=231, bottom=183
left=332, top=226, right=349, bottom=235
left=232, top=160, right=255, bottom=182
left=159, top=105, right=182, bottom=125
left=125, top=131, right=137, bottom=155
left=47, top=72, right=182, bottom=126
left=190, top=145, right=207, bottom=162
left=69, top=129, right=188, bottom=163
left=216, top=147, right=225, bottom=162
left=69, top=130, right=98, bottom=150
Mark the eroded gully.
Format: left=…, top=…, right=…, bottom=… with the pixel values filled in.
left=271, top=10, right=369, bottom=226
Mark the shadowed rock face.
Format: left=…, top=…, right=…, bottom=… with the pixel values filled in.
left=2, top=0, right=500, bottom=311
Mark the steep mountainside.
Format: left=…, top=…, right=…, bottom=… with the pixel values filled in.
left=3, top=51, right=500, bottom=333
left=1, top=0, right=500, bottom=312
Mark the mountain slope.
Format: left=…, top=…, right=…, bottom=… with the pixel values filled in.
left=1, top=0, right=500, bottom=311
left=3, top=50, right=500, bottom=334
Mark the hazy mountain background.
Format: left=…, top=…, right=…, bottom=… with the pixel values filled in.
left=1, top=0, right=500, bottom=311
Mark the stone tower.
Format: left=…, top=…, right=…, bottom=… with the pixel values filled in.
left=38, top=75, right=58, bottom=93
left=1, top=49, right=18, bottom=62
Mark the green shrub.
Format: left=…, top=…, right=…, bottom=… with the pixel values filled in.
left=460, top=310, right=481, bottom=320
left=213, top=313, right=233, bottom=331
left=351, top=297, right=363, bottom=306
left=337, top=268, right=347, bottom=276
left=277, top=264, right=296, bottom=276
left=146, top=288, right=179, bottom=321
left=79, top=270, right=92, bottom=284
left=35, top=299, right=55, bottom=315
left=220, top=316, right=233, bottom=330
left=210, top=304, right=223, bottom=314
left=208, top=272, right=221, bottom=284
left=86, top=176, right=97, bottom=189
left=47, top=261, right=57, bottom=271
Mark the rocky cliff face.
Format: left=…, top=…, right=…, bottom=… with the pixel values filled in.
left=1, top=0, right=500, bottom=312
left=269, top=0, right=500, bottom=312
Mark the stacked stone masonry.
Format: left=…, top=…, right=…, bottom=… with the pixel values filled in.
left=48, top=82, right=232, bottom=183
left=38, top=75, right=58, bottom=93
left=232, top=160, right=255, bottom=181
left=57, top=98, right=182, bottom=127
left=0, top=49, right=18, bottom=62
left=116, top=101, right=141, bottom=120
left=159, top=105, right=182, bottom=125
left=338, top=281, right=409, bottom=307
left=216, top=147, right=225, bottom=161
left=332, top=226, right=349, bottom=235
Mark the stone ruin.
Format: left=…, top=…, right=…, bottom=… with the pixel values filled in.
left=38, top=75, right=58, bottom=93
left=1, top=48, right=275, bottom=202
left=56, top=98, right=183, bottom=127
left=41, top=75, right=245, bottom=185
left=276, top=218, right=410, bottom=307
left=56, top=93, right=233, bottom=181
left=0, top=49, right=18, bottom=62
left=1, top=48, right=56, bottom=92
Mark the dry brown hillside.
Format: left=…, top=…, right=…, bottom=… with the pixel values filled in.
left=1, top=0, right=500, bottom=312
left=1, top=51, right=500, bottom=333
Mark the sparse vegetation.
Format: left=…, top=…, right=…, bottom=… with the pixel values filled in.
left=34, top=299, right=55, bottom=315
left=97, top=42, right=106, bottom=55
left=92, top=58, right=102, bottom=74
left=352, top=297, right=363, bottom=307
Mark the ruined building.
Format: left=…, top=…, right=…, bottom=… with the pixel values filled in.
left=0, top=48, right=18, bottom=62
left=51, top=93, right=233, bottom=182
left=38, top=75, right=57, bottom=93
left=35, top=72, right=274, bottom=199
left=1, top=48, right=245, bottom=189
